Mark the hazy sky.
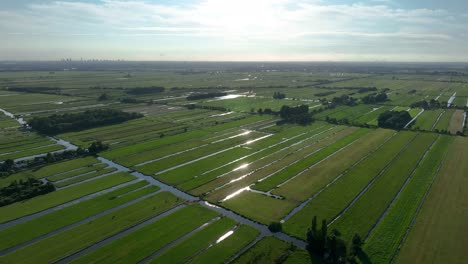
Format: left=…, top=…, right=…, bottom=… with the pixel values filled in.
left=1, top=0, right=468, bottom=61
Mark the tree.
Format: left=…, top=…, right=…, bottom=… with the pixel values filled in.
left=98, top=93, right=110, bottom=101
left=326, top=229, right=347, bottom=263
left=268, top=222, right=282, bottom=232
left=350, top=233, right=363, bottom=256
left=46, top=152, right=56, bottom=163
left=377, top=111, right=412, bottom=130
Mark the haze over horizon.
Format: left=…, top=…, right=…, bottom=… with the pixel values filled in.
left=1, top=0, right=468, bottom=62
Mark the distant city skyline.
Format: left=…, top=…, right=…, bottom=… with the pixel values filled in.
left=1, top=0, right=468, bottom=62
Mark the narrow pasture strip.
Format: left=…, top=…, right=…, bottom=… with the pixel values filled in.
left=47, top=163, right=105, bottom=182
left=147, top=217, right=237, bottom=264
left=365, top=135, right=452, bottom=263
left=395, top=137, right=468, bottom=264
left=0, top=172, right=135, bottom=223
left=434, top=109, right=455, bottom=131
left=55, top=168, right=118, bottom=188
left=0, top=192, right=182, bottom=264
left=414, top=109, right=444, bottom=131
left=187, top=225, right=260, bottom=264
left=2, top=144, right=64, bottom=161
left=0, top=182, right=154, bottom=252
left=272, top=128, right=393, bottom=202
left=330, top=133, right=436, bottom=240
left=157, top=147, right=254, bottom=185
left=283, top=131, right=415, bottom=239
left=255, top=128, right=369, bottom=192
left=32, top=157, right=99, bottom=179
left=183, top=126, right=343, bottom=194
left=101, top=129, right=208, bottom=160
left=232, top=236, right=292, bottom=264
left=69, top=205, right=218, bottom=264
left=203, top=127, right=354, bottom=202
left=138, top=132, right=266, bottom=175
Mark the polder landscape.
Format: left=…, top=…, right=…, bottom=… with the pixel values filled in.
left=0, top=61, right=467, bottom=264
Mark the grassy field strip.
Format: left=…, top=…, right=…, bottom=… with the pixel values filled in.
left=0, top=192, right=184, bottom=264
left=147, top=217, right=237, bottom=264
left=0, top=172, right=136, bottom=224
left=202, top=127, right=353, bottom=201
left=2, top=144, right=64, bottom=161
left=280, top=131, right=398, bottom=223
left=365, top=134, right=440, bottom=239
left=396, top=137, right=468, bottom=264
left=448, top=109, right=465, bottom=134
left=67, top=205, right=219, bottom=264
left=431, top=110, right=445, bottom=130
left=101, top=130, right=208, bottom=160
left=160, top=125, right=331, bottom=186
left=329, top=133, right=436, bottom=240
left=140, top=132, right=270, bottom=176
left=0, top=183, right=157, bottom=253
left=157, top=147, right=254, bottom=185
left=272, top=128, right=399, bottom=203
left=268, top=128, right=369, bottom=192
left=231, top=236, right=295, bottom=264
left=132, top=130, right=263, bottom=169
left=0, top=136, right=53, bottom=152
left=31, top=157, right=99, bottom=179
left=365, top=136, right=452, bottom=263
left=205, top=115, right=273, bottom=133
left=182, top=126, right=343, bottom=193
left=282, top=131, right=416, bottom=239
left=47, top=163, right=106, bottom=182
left=0, top=143, right=57, bottom=157
left=434, top=109, right=455, bottom=131
left=414, top=109, right=444, bottom=131
left=404, top=108, right=424, bottom=128
left=197, top=125, right=329, bottom=179
left=187, top=225, right=260, bottom=264
left=55, top=168, right=118, bottom=188
left=255, top=128, right=367, bottom=192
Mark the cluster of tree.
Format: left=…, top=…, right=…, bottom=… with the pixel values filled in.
left=98, top=93, right=110, bottom=101
left=120, top=97, right=143, bottom=104
left=186, top=92, right=227, bottom=100
left=408, top=89, right=417, bottom=94
left=361, top=93, right=388, bottom=104
left=6, top=87, right=61, bottom=95
left=186, top=104, right=228, bottom=112
left=377, top=111, right=412, bottom=130
left=273, top=91, right=286, bottom=99
left=125, top=86, right=165, bottom=95
left=307, top=216, right=363, bottom=264
left=357, top=87, right=377, bottom=93
left=0, top=178, right=55, bottom=207
left=257, top=108, right=275, bottom=115
left=410, top=99, right=441, bottom=109
left=279, top=105, right=312, bottom=125
left=314, top=91, right=336, bottom=97
left=330, top=95, right=357, bottom=106
left=29, top=109, right=143, bottom=135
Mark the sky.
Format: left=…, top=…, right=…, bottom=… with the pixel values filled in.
left=1, top=0, right=468, bottom=62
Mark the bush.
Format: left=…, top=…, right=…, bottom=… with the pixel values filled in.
left=268, top=222, right=282, bottom=232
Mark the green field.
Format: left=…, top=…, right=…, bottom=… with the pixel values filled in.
left=0, top=65, right=466, bottom=263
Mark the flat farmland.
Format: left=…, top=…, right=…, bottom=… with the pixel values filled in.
left=1, top=66, right=466, bottom=264
left=396, top=136, right=468, bottom=264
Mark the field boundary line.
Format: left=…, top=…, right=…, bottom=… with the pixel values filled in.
left=328, top=133, right=419, bottom=226
left=0, top=189, right=161, bottom=256
left=53, top=204, right=187, bottom=264
left=389, top=138, right=451, bottom=264
left=281, top=131, right=398, bottom=222
left=365, top=135, right=439, bottom=240
left=0, top=179, right=142, bottom=231
left=138, top=216, right=223, bottom=264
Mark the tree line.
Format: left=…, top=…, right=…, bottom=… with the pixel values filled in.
left=29, top=109, right=143, bottom=135
left=0, top=178, right=55, bottom=207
